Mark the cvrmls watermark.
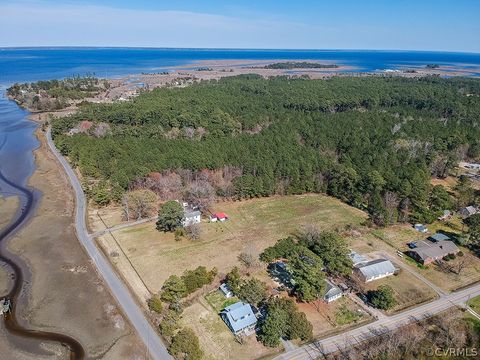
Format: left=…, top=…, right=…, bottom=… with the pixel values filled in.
left=425, top=347, right=478, bottom=357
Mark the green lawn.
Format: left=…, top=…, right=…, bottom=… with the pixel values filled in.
left=205, top=290, right=239, bottom=312
left=468, top=295, right=480, bottom=311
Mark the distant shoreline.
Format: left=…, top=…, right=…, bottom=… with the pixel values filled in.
left=1, top=46, right=480, bottom=55
left=6, top=58, right=480, bottom=121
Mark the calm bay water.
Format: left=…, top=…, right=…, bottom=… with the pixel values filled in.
left=1, top=48, right=480, bottom=85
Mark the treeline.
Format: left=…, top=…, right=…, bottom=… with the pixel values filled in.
left=7, top=75, right=107, bottom=111
left=263, top=62, right=339, bottom=69
left=52, top=75, right=480, bottom=224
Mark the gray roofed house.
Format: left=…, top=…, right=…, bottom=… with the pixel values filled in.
left=428, top=233, right=451, bottom=243
left=460, top=206, right=478, bottom=218
left=348, top=251, right=367, bottom=266
left=323, top=280, right=343, bottom=303
left=354, top=259, right=396, bottom=283
left=221, top=301, right=257, bottom=336
left=408, top=240, right=459, bottom=265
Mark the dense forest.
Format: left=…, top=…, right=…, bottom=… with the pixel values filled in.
left=51, top=75, right=480, bottom=224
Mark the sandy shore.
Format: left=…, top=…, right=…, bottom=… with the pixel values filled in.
left=2, top=128, right=147, bottom=359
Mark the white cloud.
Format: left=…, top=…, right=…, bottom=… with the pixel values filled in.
left=0, top=2, right=312, bottom=48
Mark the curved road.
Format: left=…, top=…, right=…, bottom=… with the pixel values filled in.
left=46, top=128, right=171, bottom=360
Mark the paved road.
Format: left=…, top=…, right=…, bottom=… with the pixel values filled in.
left=275, top=283, right=480, bottom=360
left=46, top=129, right=171, bottom=360
left=91, top=216, right=157, bottom=238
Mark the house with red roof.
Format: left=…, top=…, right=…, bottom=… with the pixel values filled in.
left=210, top=212, right=229, bottom=222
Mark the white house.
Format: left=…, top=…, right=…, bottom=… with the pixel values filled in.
left=354, top=259, right=396, bottom=283
left=182, top=209, right=201, bottom=227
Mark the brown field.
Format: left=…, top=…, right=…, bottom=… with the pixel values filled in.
left=110, top=194, right=368, bottom=293
left=88, top=205, right=125, bottom=233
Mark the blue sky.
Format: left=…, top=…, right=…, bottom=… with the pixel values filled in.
left=0, top=0, right=479, bottom=52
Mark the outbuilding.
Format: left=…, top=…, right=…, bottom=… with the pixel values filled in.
left=323, top=280, right=343, bottom=303
left=210, top=212, right=229, bottom=222
left=354, top=259, right=396, bottom=283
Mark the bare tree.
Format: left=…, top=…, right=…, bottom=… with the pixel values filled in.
left=454, top=257, right=468, bottom=275
left=185, top=223, right=201, bottom=240
left=185, top=180, right=216, bottom=210
left=238, top=243, right=259, bottom=269
left=383, top=191, right=399, bottom=225
left=122, top=189, right=158, bottom=220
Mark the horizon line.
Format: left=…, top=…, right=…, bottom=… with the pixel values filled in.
left=1, top=46, right=479, bottom=55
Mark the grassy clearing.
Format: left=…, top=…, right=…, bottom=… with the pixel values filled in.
left=112, top=194, right=367, bottom=292
left=468, top=295, right=480, bottom=311
left=335, top=303, right=364, bottom=325
left=297, top=296, right=371, bottom=337
left=205, top=290, right=239, bottom=312
left=361, top=270, right=437, bottom=313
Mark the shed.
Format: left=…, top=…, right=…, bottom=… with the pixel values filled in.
left=414, top=224, right=428, bottom=233
left=219, top=283, right=233, bottom=298
left=323, top=280, right=343, bottom=303
left=211, top=212, right=229, bottom=222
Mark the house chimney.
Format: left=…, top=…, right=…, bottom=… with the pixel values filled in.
left=439, top=245, right=443, bottom=249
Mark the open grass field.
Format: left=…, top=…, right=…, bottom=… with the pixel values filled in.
left=111, top=194, right=368, bottom=292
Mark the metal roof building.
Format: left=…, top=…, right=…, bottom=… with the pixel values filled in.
left=221, top=301, right=257, bottom=335
left=354, top=259, right=396, bottom=283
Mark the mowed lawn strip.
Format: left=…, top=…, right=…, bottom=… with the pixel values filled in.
left=112, top=194, right=367, bottom=292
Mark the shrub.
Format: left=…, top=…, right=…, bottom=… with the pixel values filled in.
left=147, top=295, right=163, bottom=313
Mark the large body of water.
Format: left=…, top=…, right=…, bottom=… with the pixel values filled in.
left=1, top=48, right=480, bottom=85
left=0, top=47, right=479, bottom=357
